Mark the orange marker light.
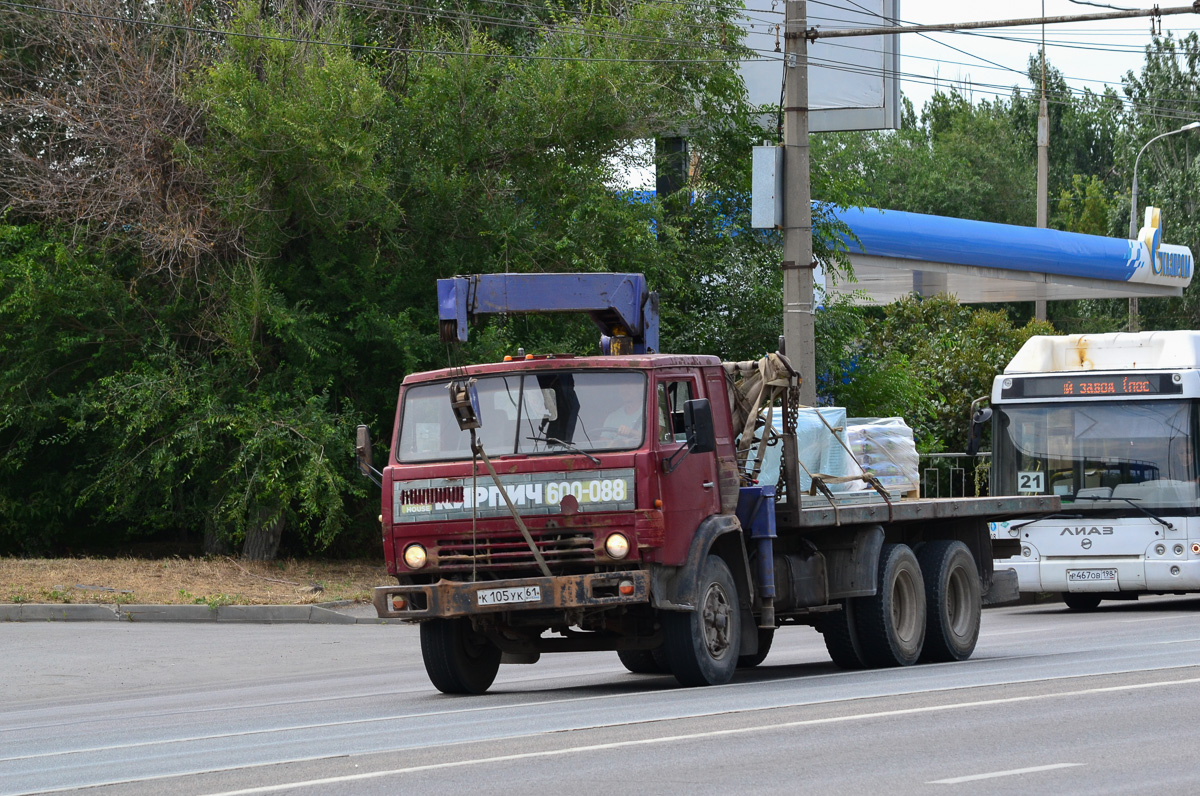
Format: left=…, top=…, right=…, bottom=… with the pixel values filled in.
left=503, top=355, right=513, bottom=362
left=391, top=596, right=407, bottom=611
left=618, top=580, right=635, bottom=596
left=654, top=499, right=663, bottom=509
left=525, top=353, right=534, bottom=360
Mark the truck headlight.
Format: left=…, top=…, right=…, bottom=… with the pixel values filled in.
left=403, top=544, right=428, bottom=569
left=604, top=533, right=630, bottom=560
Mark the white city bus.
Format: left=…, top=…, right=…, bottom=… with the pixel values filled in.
left=989, top=331, right=1200, bottom=610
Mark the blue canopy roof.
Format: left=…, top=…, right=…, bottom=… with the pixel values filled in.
left=831, top=206, right=1192, bottom=289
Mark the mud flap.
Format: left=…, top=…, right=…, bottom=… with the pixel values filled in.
left=983, top=567, right=1020, bottom=606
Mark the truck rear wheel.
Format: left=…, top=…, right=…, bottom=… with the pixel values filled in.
left=664, top=555, right=741, bottom=687
left=617, top=647, right=670, bottom=674
left=1062, top=592, right=1102, bottom=612
left=917, top=540, right=981, bottom=662
left=855, top=543, right=926, bottom=667
left=420, top=618, right=502, bottom=694
left=821, top=600, right=866, bottom=669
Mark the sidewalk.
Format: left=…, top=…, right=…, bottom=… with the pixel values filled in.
left=0, top=600, right=403, bottom=624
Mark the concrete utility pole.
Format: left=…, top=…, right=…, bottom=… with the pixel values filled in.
left=783, top=0, right=816, bottom=406
left=1035, top=10, right=1048, bottom=322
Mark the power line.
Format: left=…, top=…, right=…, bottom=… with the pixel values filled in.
left=10, top=0, right=1200, bottom=124
left=0, top=0, right=769, bottom=64
left=802, top=54, right=1200, bottom=124
left=342, top=0, right=768, bottom=44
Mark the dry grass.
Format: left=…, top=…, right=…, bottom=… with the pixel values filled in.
left=0, top=557, right=389, bottom=606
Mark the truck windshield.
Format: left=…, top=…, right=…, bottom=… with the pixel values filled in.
left=396, top=371, right=646, bottom=462
left=994, top=400, right=1199, bottom=509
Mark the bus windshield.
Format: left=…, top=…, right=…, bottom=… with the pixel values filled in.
left=994, top=400, right=1199, bottom=509
left=396, top=371, right=646, bottom=462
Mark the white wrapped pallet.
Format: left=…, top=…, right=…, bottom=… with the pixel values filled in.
left=754, top=407, right=863, bottom=493
left=844, top=417, right=920, bottom=495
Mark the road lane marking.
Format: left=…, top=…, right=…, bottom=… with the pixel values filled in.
left=5, top=659, right=1200, bottom=767
left=929, top=763, right=1082, bottom=784
left=191, top=675, right=1200, bottom=796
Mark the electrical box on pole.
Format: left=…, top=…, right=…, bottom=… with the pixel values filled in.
left=752, top=145, right=783, bottom=229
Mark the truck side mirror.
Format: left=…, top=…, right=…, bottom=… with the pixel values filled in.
left=356, top=425, right=382, bottom=487
left=684, top=399, right=716, bottom=454
left=965, top=407, right=992, bottom=457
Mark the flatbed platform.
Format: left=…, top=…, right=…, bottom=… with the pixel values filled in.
left=783, top=494, right=1060, bottom=530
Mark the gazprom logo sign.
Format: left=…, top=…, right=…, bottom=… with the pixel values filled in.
left=1155, top=249, right=1192, bottom=278
left=1129, top=206, right=1194, bottom=288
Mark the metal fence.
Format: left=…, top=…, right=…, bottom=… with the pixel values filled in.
left=919, top=452, right=991, bottom=498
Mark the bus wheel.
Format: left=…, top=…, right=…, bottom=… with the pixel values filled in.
left=664, top=555, right=741, bottom=687
left=917, top=540, right=981, bottom=663
left=420, top=618, right=502, bottom=694
left=1062, top=592, right=1102, bottom=612
left=856, top=544, right=926, bottom=667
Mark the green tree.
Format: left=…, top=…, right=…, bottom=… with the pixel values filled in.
left=1119, top=33, right=1200, bottom=331
left=0, top=0, right=796, bottom=556
left=873, top=296, right=1054, bottom=451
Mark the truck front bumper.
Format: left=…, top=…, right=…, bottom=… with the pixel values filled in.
left=373, top=570, right=651, bottom=620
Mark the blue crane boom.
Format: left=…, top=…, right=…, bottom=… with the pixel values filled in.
left=437, top=272, right=659, bottom=354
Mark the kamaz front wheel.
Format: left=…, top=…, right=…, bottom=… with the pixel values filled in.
left=420, top=618, right=502, bottom=694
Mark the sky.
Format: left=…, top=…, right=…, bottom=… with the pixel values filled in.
left=895, top=1, right=1200, bottom=115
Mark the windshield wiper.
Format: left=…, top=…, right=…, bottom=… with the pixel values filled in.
left=1009, top=512, right=1084, bottom=531
left=527, top=435, right=600, bottom=465
left=1066, top=495, right=1176, bottom=531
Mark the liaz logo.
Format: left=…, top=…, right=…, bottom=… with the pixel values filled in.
left=1060, top=526, right=1114, bottom=535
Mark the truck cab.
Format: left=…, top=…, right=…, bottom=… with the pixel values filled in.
left=382, top=353, right=739, bottom=578
left=371, top=353, right=747, bottom=691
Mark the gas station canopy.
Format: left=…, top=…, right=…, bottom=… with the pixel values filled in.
left=826, top=207, right=1195, bottom=304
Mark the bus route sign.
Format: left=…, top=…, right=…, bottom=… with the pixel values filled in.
left=1001, top=373, right=1184, bottom=400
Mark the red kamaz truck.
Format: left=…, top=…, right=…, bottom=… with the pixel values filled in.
left=357, top=273, right=1056, bottom=693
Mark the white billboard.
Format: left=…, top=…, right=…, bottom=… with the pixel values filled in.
left=739, top=0, right=901, bottom=132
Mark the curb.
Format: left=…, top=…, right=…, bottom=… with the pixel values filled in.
left=0, top=603, right=405, bottom=624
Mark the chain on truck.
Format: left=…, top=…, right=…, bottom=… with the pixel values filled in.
left=355, top=273, right=1057, bottom=694
left=984, top=331, right=1200, bottom=612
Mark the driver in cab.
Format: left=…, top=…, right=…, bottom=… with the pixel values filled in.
left=602, top=380, right=644, bottom=446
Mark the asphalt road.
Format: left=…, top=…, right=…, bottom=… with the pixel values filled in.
left=5, top=596, right=1200, bottom=795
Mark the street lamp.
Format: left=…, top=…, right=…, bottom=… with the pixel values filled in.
left=1127, top=120, right=1200, bottom=332
left=1130, top=121, right=1200, bottom=239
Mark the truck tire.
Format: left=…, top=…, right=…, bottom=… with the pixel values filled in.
left=820, top=600, right=865, bottom=670
left=664, top=555, right=741, bottom=687
left=420, top=618, right=503, bottom=694
left=1062, top=592, right=1102, bottom=612
left=737, top=628, right=775, bottom=669
left=916, top=540, right=981, bottom=663
left=617, top=648, right=670, bottom=674
left=855, top=543, right=926, bottom=667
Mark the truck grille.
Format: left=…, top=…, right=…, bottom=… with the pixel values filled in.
left=435, top=529, right=594, bottom=572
